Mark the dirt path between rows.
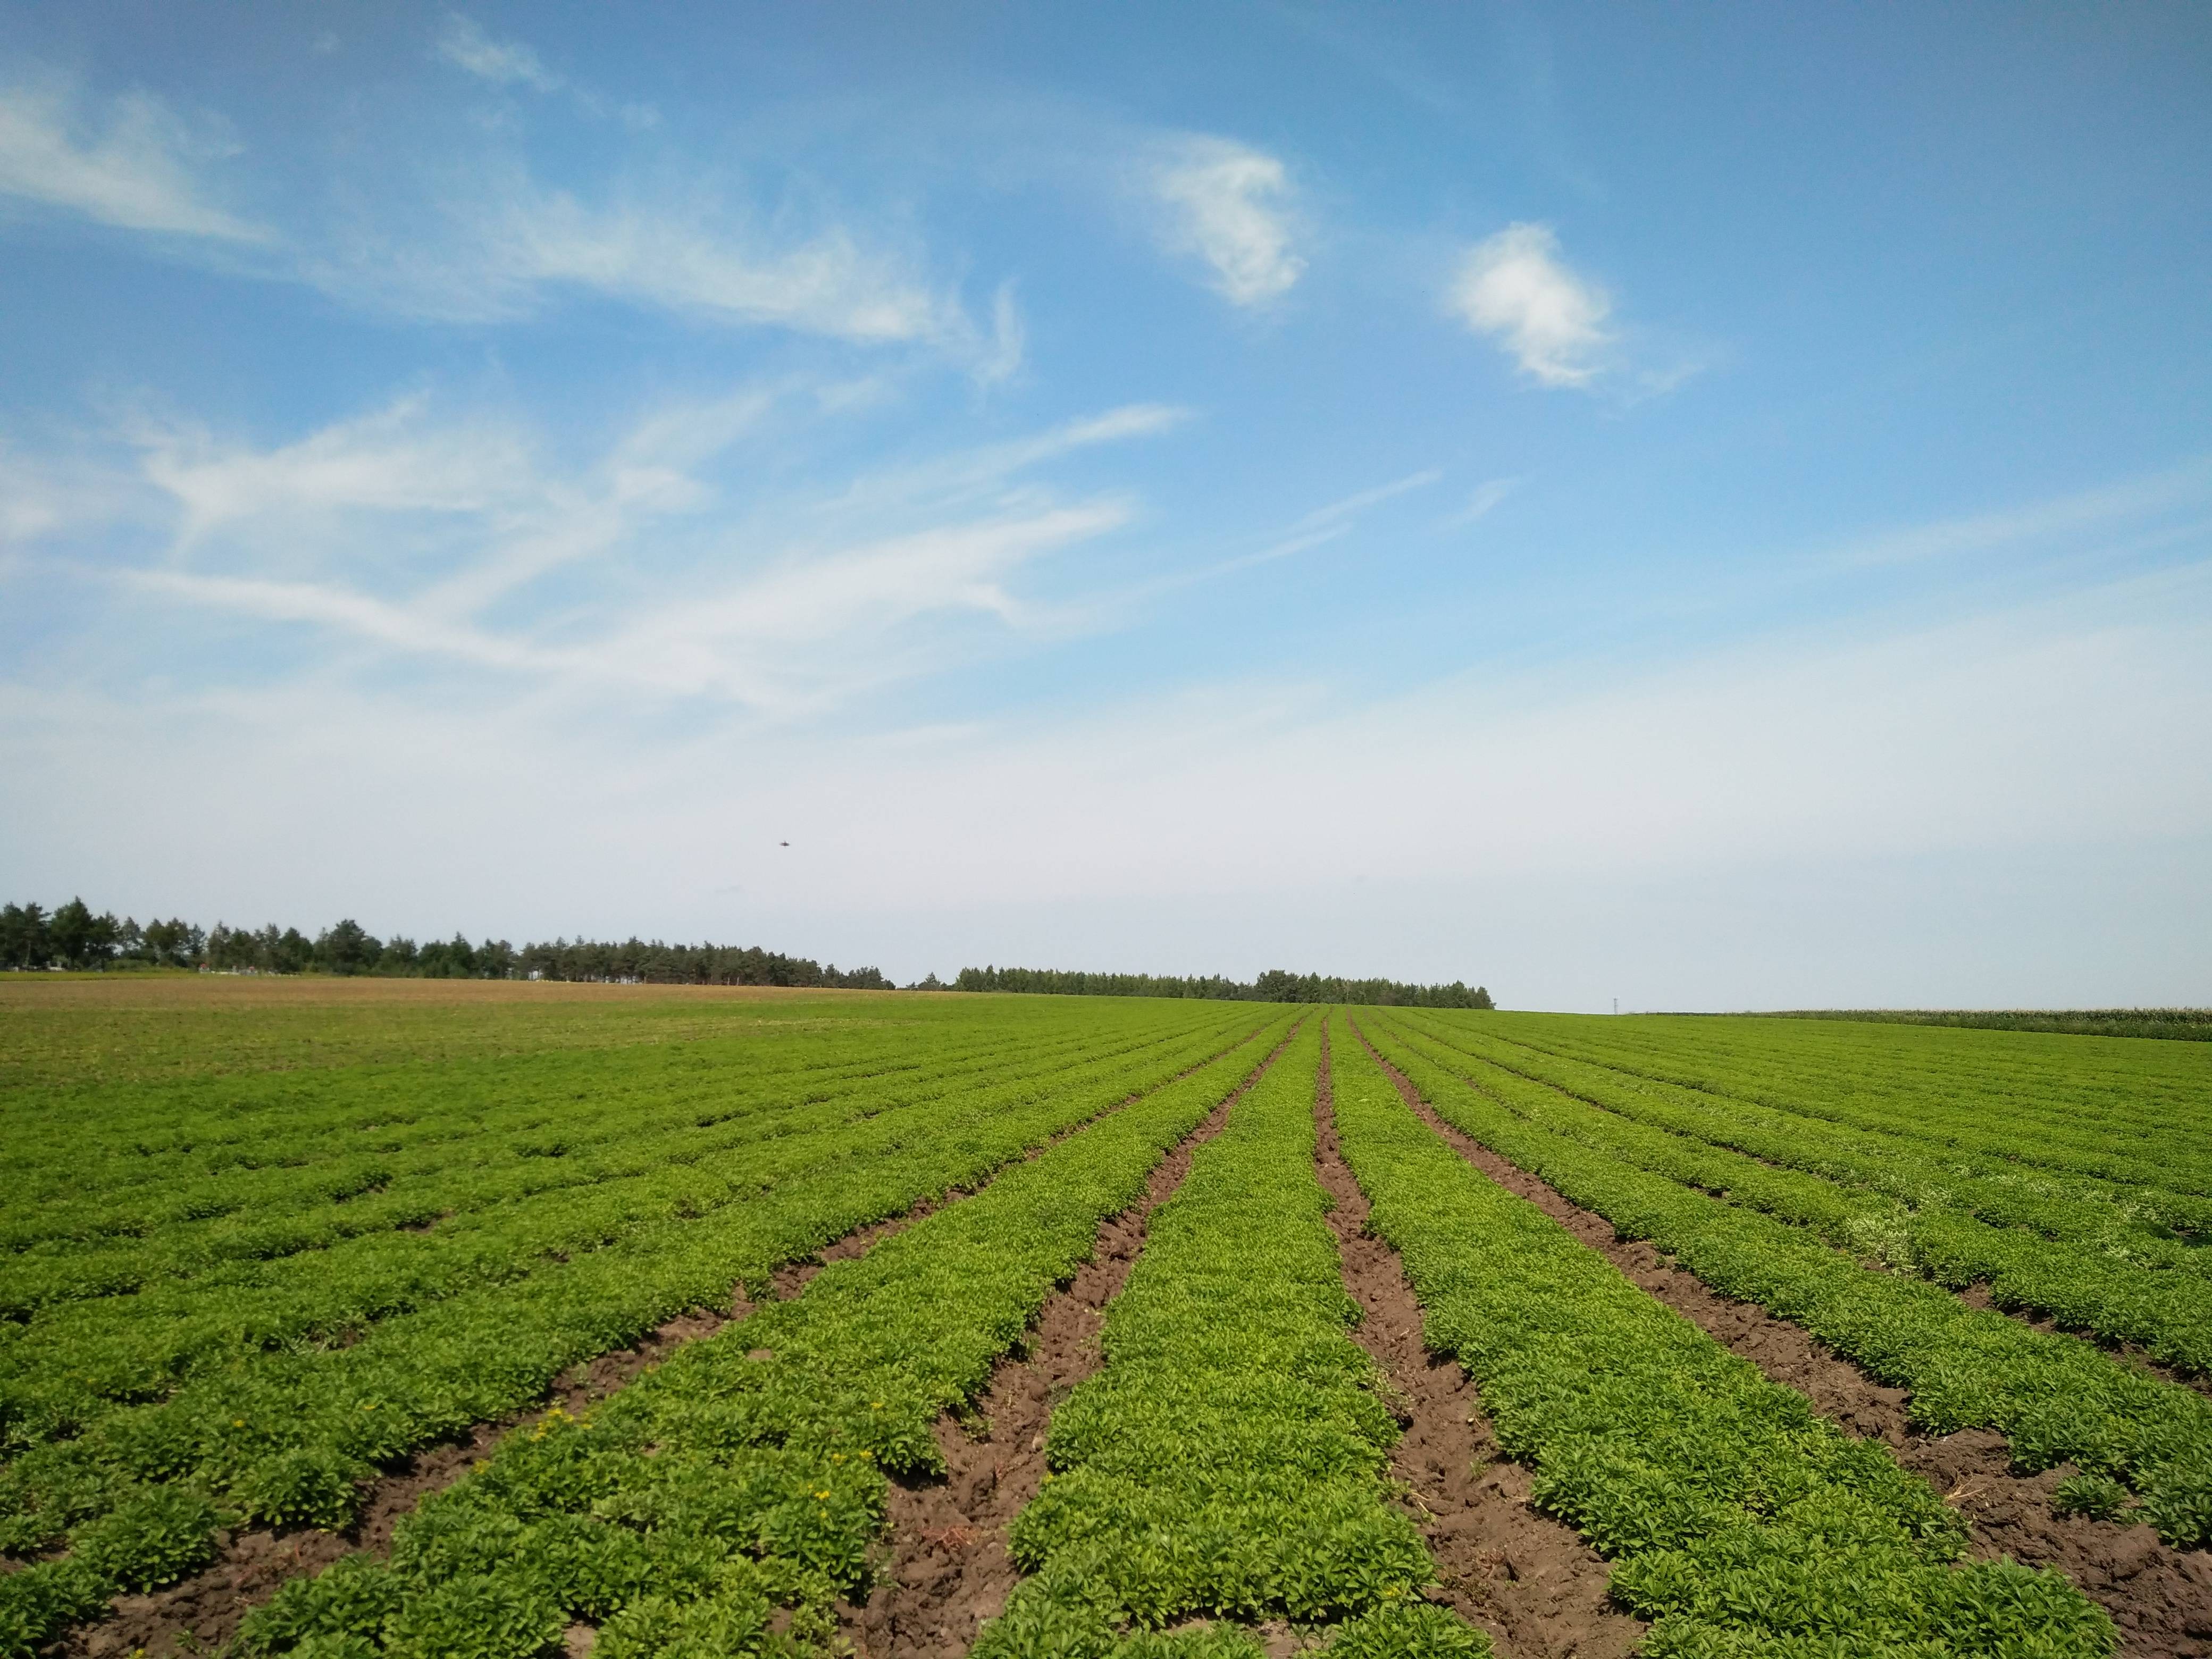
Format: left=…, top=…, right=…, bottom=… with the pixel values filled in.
left=1400, top=1020, right=2212, bottom=1398
left=836, top=1023, right=1304, bottom=1659
left=1347, top=1016, right=2212, bottom=1659
left=1312, top=1023, right=1642, bottom=1659
left=60, top=1033, right=1280, bottom=1659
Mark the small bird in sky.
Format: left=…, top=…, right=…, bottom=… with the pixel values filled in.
left=780, top=841, right=790, bottom=847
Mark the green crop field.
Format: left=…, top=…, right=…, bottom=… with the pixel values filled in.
left=3, top=978, right=2209, bottom=1658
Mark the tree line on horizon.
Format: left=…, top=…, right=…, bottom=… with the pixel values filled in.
left=951, top=964, right=1496, bottom=1008
left=0, top=899, right=889, bottom=989
left=1, top=898, right=1488, bottom=1005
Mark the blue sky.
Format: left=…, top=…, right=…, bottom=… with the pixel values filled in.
left=3, top=2, right=2209, bottom=1008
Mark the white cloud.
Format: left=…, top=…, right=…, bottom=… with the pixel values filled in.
left=1451, top=222, right=1610, bottom=387
left=0, top=445, right=131, bottom=546
left=0, top=80, right=269, bottom=242
left=488, top=186, right=961, bottom=341
left=590, top=503, right=1130, bottom=707
left=96, top=387, right=1172, bottom=714
left=0, top=60, right=996, bottom=364
left=1447, top=477, right=1518, bottom=527
left=816, top=403, right=1188, bottom=524
left=132, top=569, right=536, bottom=670
left=313, top=164, right=987, bottom=355
left=130, top=498, right=1132, bottom=714
left=137, top=396, right=537, bottom=542
left=435, top=14, right=562, bottom=92
left=1131, top=467, right=1441, bottom=593
left=1151, top=137, right=1303, bottom=306
left=1285, top=470, right=1441, bottom=535
left=1825, top=455, right=2212, bottom=569
left=975, top=282, right=1026, bottom=387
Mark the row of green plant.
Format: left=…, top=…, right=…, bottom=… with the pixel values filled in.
left=3, top=1001, right=1134, bottom=1227
left=2, top=1023, right=902, bottom=1226
left=1521, top=1010, right=2212, bottom=1122
left=1355, top=1015, right=2212, bottom=1550
left=974, top=1020, right=1489, bottom=1658
left=1386, top=1015, right=2212, bottom=1373
left=0, top=1018, right=1243, bottom=1435
left=0, top=1016, right=1157, bottom=1306
left=1781, top=1008, right=2212, bottom=1043
left=1403, top=1012, right=2212, bottom=1249
left=0, top=1017, right=1270, bottom=1654
left=213, top=1019, right=1301, bottom=1659
left=1328, top=1019, right=2117, bottom=1656
left=1480, top=1014, right=2212, bottom=1193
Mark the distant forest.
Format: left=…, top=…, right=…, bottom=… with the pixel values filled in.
left=2, top=896, right=1494, bottom=1004
left=1778, top=1008, right=2212, bottom=1042
left=0, top=898, right=889, bottom=988
left=953, top=965, right=1495, bottom=1008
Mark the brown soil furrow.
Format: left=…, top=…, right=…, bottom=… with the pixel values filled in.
left=1381, top=1020, right=2212, bottom=1398
left=1312, top=1022, right=1641, bottom=1659
left=837, top=1022, right=1304, bottom=1659
left=1346, top=1015, right=2212, bottom=1659
left=59, top=1028, right=1287, bottom=1659
left=58, top=1030, right=1277, bottom=1659
left=63, top=1137, right=1038, bottom=1658
left=66, top=1297, right=745, bottom=1658
left=1953, top=1280, right=2209, bottom=1400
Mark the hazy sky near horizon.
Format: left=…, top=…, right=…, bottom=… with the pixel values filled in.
left=3, top=3, right=2209, bottom=1010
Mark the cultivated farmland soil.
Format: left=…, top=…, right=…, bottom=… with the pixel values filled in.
left=838, top=1025, right=1301, bottom=1658
left=60, top=1187, right=951, bottom=1658
left=1313, top=1025, right=1643, bottom=1659
left=1348, top=1016, right=2212, bottom=1659
left=60, top=1305, right=737, bottom=1659
left=50, top=1014, right=1266, bottom=1659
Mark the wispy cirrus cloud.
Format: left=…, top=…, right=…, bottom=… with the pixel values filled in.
left=0, top=49, right=994, bottom=365
left=1447, top=477, right=1518, bottom=527
left=488, top=186, right=961, bottom=342
left=137, top=395, right=537, bottom=543
left=305, top=158, right=1010, bottom=368
left=1450, top=222, right=1610, bottom=387
left=434, top=13, right=562, bottom=93
left=1825, top=455, right=2212, bottom=569
left=95, top=386, right=1177, bottom=714
left=0, top=79, right=270, bottom=242
left=1150, top=136, right=1304, bottom=306
left=432, top=14, right=658, bottom=128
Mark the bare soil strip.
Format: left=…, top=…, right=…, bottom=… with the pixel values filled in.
left=1347, top=1018, right=2212, bottom=1659
left=1312, top=1024, right=1642, bottom=1659
left=58, top=1038, right=1243, bottom=1659
left=67, top=1296, right=753, bottom=1658
left=836, top=1024, right=1303, bottom=1659
left=1431, top=1026, right=2212, bottom=1396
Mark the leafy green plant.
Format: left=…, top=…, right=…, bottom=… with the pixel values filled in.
left=2052, top=1472, right=2134, bottom=1521
left=1362, top=1010, right=2212, bottom=1551
left=978, top=1023, right=1488, bottom=1654
left=229, top=1018, right=1296, bottom=1657
left=1329, top=1019, right=2116, bottom=1656
left=2, top=1003, right=1272, bottom=1654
